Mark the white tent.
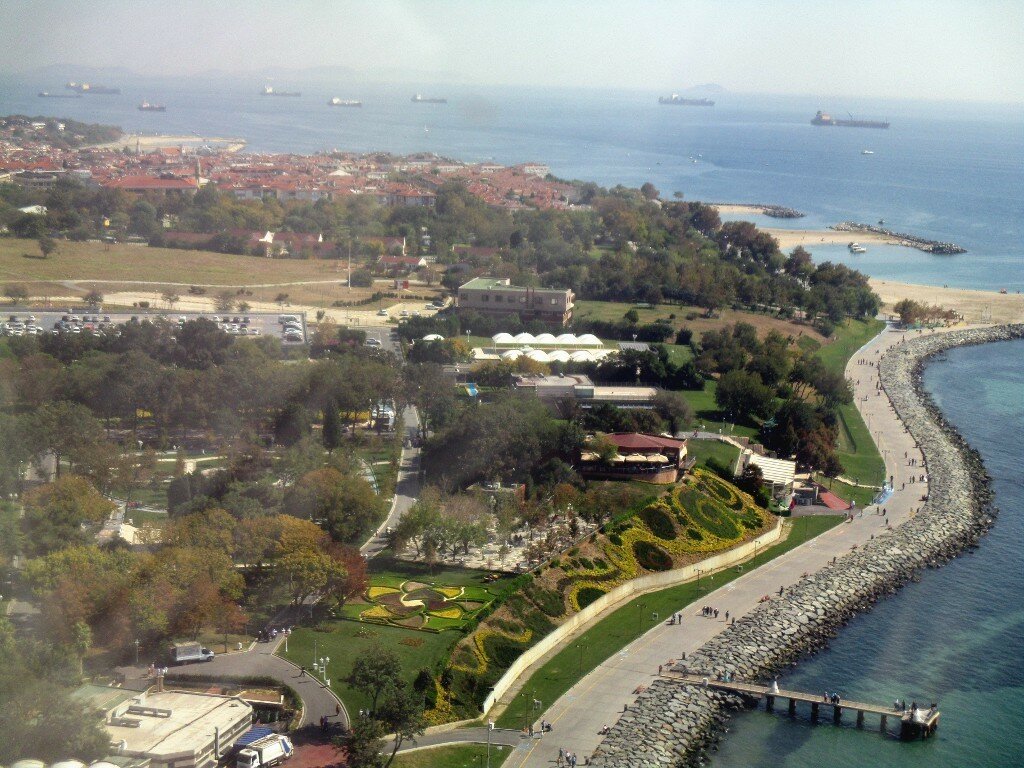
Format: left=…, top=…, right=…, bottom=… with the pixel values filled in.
left=555, top=333, right=579, bottom=345
left=492, top=332, right=515, bottom=345
left=570, top=350, right=595, bottom=362
left=501, top=350, right=523, bottom=360
left=526, top=350, right=551, bottom=362
left=512, top=332, right=535, bottom=344
left=533, top=332, right=557, bottom=345
left=547, top=350, right=571, bottom=362
left=422, top=333, right=445, bottom=341
left=577, top=333, right=602, bottom=347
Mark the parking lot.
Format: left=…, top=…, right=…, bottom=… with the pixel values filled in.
left=1, top=308, right=308, bottom=344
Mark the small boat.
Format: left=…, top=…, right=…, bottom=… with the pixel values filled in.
left=328, top=98, right=362, bottom=107
left=861, top=149, right=874, bottom=155
left=138, top=101, right=166, bottom=112
left=848, top=242, right=867, bottom=254
left=878, top=219, right=885, bottom=226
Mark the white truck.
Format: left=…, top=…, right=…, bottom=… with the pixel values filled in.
left=168, top=641, right=215, bottom=665
left=236, top=734, right=294, bottom=768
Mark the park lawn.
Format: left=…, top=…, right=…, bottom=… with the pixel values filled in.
left=662, top=343, right=694, bottom=367
left=680, top=380, right=758, bottom=439
left=279, top=620, right=459, bottom=716
left=0, top=237, right=368, bottom=286
left=816, top=318, right=887, bottom=488
left=494, top=514, right=843, bottom=728
left=815, top=475, right=878, bottom=508
left=369, top=558, right=516, bottom=590
left=686, top=439, right=740, bottom=471
left=573, top=300, right=827, bottom=346
left=391, top=743, right=510, bottom=768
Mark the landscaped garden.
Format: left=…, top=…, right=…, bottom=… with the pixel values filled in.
left=337, top=575, right=504, bottom=632
left=438, top=468, right=773, bottom=723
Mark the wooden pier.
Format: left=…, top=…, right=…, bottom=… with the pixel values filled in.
left=664, top=673, right=940, bottom=740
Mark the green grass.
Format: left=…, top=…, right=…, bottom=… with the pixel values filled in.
left=686, top=439, right=741, bottom=471
left=495, top=514, right=843, bottom=728
left=681, top=380, right=758, bottom=439
left=814, top=475, right=878, bottom=508
left=390, top=743, right=510, bottom=768
left=815, top=318, right=886, bottom=488
left=662, top=343, right=694, bottom=367
left=279, top=620, right=459, bottom=715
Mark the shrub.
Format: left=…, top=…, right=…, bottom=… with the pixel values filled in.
left=640, top=504, right=677, bottom=540
left=578, top=557, right=594, bottom=570
left=686, top=527, right=703, bottom=541
left=608, top=533, right=622, bottom=546
left=576, top=586, right=606, bottom=610
left=525, top=584, right=566, bottom=618
left=593, top=557, right=607, bottom=569
left=633, top=540, right=672, bottom=571
left=569, top=547, right=580, bottom=556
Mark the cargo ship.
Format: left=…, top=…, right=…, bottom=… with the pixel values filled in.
left=262, top=85, right=301, bottom=97
left=138, top=102, right=166, bottom=112
left=658, top=94, right=715, bottom=106
left=412, top=94, right=447, bottom=104
left=812, top=111, right=889, bottom=129
left=38, top=91, right=81, bottom=98
left=65, top=81, right=120, bottom=95
left=328, top=98, right=362, bottom=107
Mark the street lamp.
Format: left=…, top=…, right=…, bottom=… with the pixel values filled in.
left=637, top=602, right=646, bottom=632
left=487, top=720, right=494, bottom=768
left=576, top=642, right=583, bottom=676
left=134, top=638, right=140, bottom=666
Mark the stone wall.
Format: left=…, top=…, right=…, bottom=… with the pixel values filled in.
left=590, top=325, right=1024, bottom=767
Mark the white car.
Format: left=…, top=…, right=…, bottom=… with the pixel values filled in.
left=377, top=308, right=389, bottom=317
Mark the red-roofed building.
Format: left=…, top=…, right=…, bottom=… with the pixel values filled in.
left=104, top=175, right=199, bottom=195
left=577, top=433, right=688, bottom=484
left=378, top=254, right=427, bottom=273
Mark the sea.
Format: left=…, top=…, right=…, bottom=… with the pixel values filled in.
left=1, top=76, right=1023, bottom=766
left=0, top=77, right=1021, bottom=289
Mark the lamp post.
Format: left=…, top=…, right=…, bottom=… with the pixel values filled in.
left=134, top=638, right=140, bottom=666
left=638, top=602, right=646, bottom=633
left=576, top=642, right=583, bottom=676
left=487, top=720, right=494, bottom=768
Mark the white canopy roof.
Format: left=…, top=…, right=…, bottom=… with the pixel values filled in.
left=492, top=332, right=515, bottom=344
left=577, top=333, right=602, bottom=347
left=533, top=332, right=557, bottom=344
left=513, top=332, right=535, bottom=343
left=547, top=350, right=570, bottom=362
left=422, top=333, right=445, bottom=341
left=501, top=350, right=523, bottom=360
left=526, top=350, right=551, bottom=362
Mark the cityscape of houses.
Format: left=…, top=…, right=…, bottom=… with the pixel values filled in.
left=0, top=117, right=579, bottom=211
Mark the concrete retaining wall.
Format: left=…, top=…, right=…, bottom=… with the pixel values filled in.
left=481, top=518, right=784, bottom=714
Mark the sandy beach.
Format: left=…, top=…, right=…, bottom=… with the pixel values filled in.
left=765, top=228, right=899, bottom=250
left=870, top=279, right=1024, bottom=324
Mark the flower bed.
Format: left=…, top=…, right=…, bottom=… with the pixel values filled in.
left=347, top=577, right=499, bottom=633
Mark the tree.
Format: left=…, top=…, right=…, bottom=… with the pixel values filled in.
left=37, top=235, right=57, bottom=259
left=83, top=288, right=103, bottom=305
left=893, top=298, right=927, bottom=326
left=714, top=369, right=775, bottom=422
left=338, top=715, right=385, bottom=768
left=348, top=646, right=404, bottom=713
left=22, top=476, right=115, bottom=556
left=653, top=390, right=694, bottom=434
left=161, top=290, right=180, bottom=309
left=3, top=283, right=28, bottom=304
left=214, top=290, right=235, bottom=312
left=377, top=685, right=427, bottom=767
left=322, top=398, right=343, bottom=453
left=237, top=300, right=251, bottom=313
left=623, top=308, right=640, bottom=325
left=283, top=468, right=383, bottom=543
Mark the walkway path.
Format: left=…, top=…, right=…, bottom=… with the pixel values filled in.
left=386, top=726, right=525, bottom=755
left=501, top=322, right=942, bottom=767
left=361, top=405, right=421, bottom=558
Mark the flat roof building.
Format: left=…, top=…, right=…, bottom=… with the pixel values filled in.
left=105, top=689, right=252, bottom=768
left=457, top=277, right=575, bottom=326
left=514, top=373, right=658, bottom=408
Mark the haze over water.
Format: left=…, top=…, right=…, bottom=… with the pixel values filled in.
left=1, top=78, right=1021, bottom=291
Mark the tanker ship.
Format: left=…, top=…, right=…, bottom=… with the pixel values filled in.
left=812, top=111, right=889, bottom=129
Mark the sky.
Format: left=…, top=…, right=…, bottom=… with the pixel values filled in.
left=1, top=0, right=1022, bottom=102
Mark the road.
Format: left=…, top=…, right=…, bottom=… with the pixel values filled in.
left=361, top=405, right=422, bottom=558
left=135, top=635, right=346, bottom=729
left=501, top=322, right=936, bottom=767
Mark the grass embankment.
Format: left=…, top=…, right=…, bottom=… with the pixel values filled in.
left=495, top=514, right=843, bottom=728
left=816, top=318, right=887, bottom=506
left=686, top=439, right=740, bottom=471
left=391, top=743, right=509, bottom=768
left=680, top=380, right=758, bottom=439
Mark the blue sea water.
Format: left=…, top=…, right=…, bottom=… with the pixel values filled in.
left=0, top=78, right=1021, bottom=289
left=709, top=339, right=1024, bottom=768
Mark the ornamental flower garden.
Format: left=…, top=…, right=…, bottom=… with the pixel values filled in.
left=339, top=576, right=502, bottom=632
left=438, top=468, right=772, bottom=721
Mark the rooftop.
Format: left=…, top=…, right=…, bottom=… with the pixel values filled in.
left=604, top=433, right=686, bottom=451
left=106, top=689, right=252, bottom=759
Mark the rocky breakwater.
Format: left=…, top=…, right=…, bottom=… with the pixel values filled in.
left=590, top=324, right=1024, bottom=768
left=831, top=221, right=966, bottom=254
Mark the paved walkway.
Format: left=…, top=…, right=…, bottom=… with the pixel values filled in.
left=389, top=726, right=525, bottom=754
left=361, top=405, right=421, bottom=558
left=502, top=323, right=941, bottom=768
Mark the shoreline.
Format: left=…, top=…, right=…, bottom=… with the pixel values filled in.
left=93, top=133, right=247, bottom=152
left=591, top=324, right=1024, bottom=766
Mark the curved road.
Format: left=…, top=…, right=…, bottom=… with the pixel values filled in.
left=154, top=636, right=345, bottom=729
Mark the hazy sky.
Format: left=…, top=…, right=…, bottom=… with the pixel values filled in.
left=2, top=0, right=1022, bottom=102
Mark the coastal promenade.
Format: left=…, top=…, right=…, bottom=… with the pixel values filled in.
left=502, top=322, right=934, bottom=768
